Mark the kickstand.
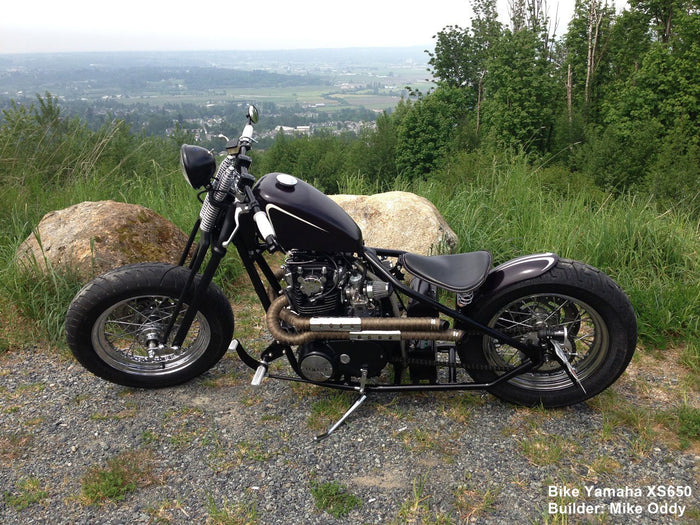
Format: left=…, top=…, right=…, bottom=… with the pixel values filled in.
left=314, top=368, right=369, bottom=442
left=550, top=339, right=587, bottom=395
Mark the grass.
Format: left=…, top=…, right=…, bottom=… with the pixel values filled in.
left=305, top=390, right=357, bottom=432
left=310, top=480, right=362, bottom=519
left=206, top=495, right=259, bottom=525
left=79, top=449, right=159, bottom=505
left=4, top=477, right=49, bottom=510
left=519, top=432, right=583, bottom=466
left=454, top=477, right=500, bottom=522
left=393, top=475, right=452, bottom=525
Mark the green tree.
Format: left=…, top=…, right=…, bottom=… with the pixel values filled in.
left=428, top=0, right=503, bottom=129
left=394, top=87, right=471, bottom=179
left=351, top=111, right=399, bottom=187
left=254, top=130, right=299, bottom=176
left=582, top=2, right=700, bottom=191
left=562, top=0, right=617, bottom=119
left=629, top=0, right=684, bottom=42
left=481, top=26, right=560, bottom=153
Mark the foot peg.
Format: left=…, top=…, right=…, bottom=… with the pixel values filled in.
left=251, top=363, right=268, bottom=386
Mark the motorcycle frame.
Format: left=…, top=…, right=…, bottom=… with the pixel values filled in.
left=166, top=196, right=544, bottom=394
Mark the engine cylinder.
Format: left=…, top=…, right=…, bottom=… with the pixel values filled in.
left=284, top=253, right=340, bottom=316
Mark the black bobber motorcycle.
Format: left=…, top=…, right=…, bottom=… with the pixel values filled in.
left=65, top=106, right=637, bottom=439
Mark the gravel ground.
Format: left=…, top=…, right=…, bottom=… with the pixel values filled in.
left=0, top=343, right=697, bottom=524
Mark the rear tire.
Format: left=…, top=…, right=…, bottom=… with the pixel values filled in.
left=458, top=259, right=636, bottom=407
left=65, top=262, right=234, bottom=388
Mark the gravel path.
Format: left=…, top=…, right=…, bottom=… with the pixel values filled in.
left=1, top=343, right=697, bottom=524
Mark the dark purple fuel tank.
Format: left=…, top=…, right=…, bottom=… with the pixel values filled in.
left=253, top=172, right=363, bottom=253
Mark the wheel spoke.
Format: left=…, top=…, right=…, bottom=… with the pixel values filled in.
left=91, top=294, right=211, bottom=376
left=482, top=293, right=609, bottom=391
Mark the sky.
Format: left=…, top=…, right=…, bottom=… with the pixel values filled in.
left=0, top=0, right=583, bottom=55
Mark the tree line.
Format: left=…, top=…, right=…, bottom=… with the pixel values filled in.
left=255, top=0, right=699, bottom=216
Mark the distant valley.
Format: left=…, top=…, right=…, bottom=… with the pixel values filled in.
left=0, top=48, right=433, bottom=146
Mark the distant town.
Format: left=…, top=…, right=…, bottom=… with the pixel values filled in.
left=0, top=48, right=433, bottom=149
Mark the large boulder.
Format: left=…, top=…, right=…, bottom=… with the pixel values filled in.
left=329, top=191, right=458, bottom=255
left=16, top=200, right=188, bottom=278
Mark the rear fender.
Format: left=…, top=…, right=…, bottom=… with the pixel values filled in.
left=476, top=253, right=559, bottom=297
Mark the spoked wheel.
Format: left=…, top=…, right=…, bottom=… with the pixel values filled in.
left=459, top=259, right=636, bottom=407
left=66, top=263, right=234, bottom=388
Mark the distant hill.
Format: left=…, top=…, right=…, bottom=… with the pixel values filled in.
left=0, top=47, right=430, bottom=102
left=0, top=47, right=429, bottom=73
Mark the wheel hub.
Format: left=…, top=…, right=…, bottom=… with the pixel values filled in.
left=137, top=322, right=165, bottom=348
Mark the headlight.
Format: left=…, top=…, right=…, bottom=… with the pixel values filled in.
left=180, top=145, right=216, bottom=189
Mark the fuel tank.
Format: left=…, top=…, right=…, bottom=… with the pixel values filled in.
left=253, top=172, right=363, bottom=252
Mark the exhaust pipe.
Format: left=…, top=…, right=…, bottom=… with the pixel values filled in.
left=266, top=295, right=464, bottom=345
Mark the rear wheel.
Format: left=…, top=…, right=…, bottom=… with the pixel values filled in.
left=65, top=263, right=234, bottom=388
left=458, top=259, right=636, bottom=407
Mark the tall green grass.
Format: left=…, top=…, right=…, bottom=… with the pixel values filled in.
left=340, top=153, right=700, bottom=347
left=0, top=96, right=208, bottom=347
left=1, top=96, right=698, bottom=350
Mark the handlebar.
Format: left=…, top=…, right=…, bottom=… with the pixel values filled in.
left=235, top=107, right=278, bottom=251
left=199, top=105, right=277, bottom=250
left=240, top=123, right=255, bottom=145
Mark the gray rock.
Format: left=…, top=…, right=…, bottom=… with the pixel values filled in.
left=329, top=191, right=458, bottom=255
left=15, top=200, right=187, bottom=278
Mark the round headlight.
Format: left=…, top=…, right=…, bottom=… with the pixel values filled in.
left=180, top=145, right=216, bottom=189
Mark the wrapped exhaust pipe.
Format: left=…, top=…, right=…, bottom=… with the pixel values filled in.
left=266, top=295, right=464, bottom=345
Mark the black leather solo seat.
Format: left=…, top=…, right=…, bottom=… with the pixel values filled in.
left=399, top=251, right=492, bottom=293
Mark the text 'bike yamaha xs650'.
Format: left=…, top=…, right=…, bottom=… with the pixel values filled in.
left=65, top=106, right=637, bottom=440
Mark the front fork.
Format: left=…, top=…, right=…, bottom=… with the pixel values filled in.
left=163, top=202, right=280, bottom=350
left=162, top=209, right=234, bottom=349
left=169, top=246, right=226, bottom=349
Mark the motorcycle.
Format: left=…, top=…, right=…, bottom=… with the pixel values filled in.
left=65, top=105, right=637, bottom=440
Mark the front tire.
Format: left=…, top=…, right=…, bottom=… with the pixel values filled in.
left=458, top=259, right=636, bottom=407
left=65, top=262, right=234, bottom=388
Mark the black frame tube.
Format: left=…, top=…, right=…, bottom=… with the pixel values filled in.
left=363, top=247, right=541, bottom=361
left=265, top=358, right=534, bottom=392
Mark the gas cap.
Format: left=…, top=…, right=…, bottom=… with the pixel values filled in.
left=276, top=173, right=298, bottom=187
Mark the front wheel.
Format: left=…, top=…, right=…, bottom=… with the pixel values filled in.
left=458, top=259, right=637, bottom=407
left=65, top=262, right=234, bottom=388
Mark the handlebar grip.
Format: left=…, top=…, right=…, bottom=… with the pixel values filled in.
left=240, top=124, right=254, bottom=143
left=253, top=210, right=277, bottom=247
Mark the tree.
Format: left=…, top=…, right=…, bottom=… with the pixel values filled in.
left=481, top=27, right=560, bottom=152
left=428, top=0, right=503, bottom=127
left=629, top=0, right=684, bottom=42
left=602, top=2, right=699, bottom=136
left=395, top=87, right=471, bottom=179
left=562, top=0, right=616, bottom=118
left=352, top=111, right=399, bottom=186
left=577, top=1, right=700, bottom=194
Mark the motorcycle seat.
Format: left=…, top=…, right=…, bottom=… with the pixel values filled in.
left=399, top=251, right=492, bottom=293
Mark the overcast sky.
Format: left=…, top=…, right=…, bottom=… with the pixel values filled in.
left=1, top=1, right=582, bottom=54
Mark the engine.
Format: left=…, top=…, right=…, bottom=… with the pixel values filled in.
left=282, top=251, right=391, bottom=318
left=281, top=251, right=395, bottom=381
